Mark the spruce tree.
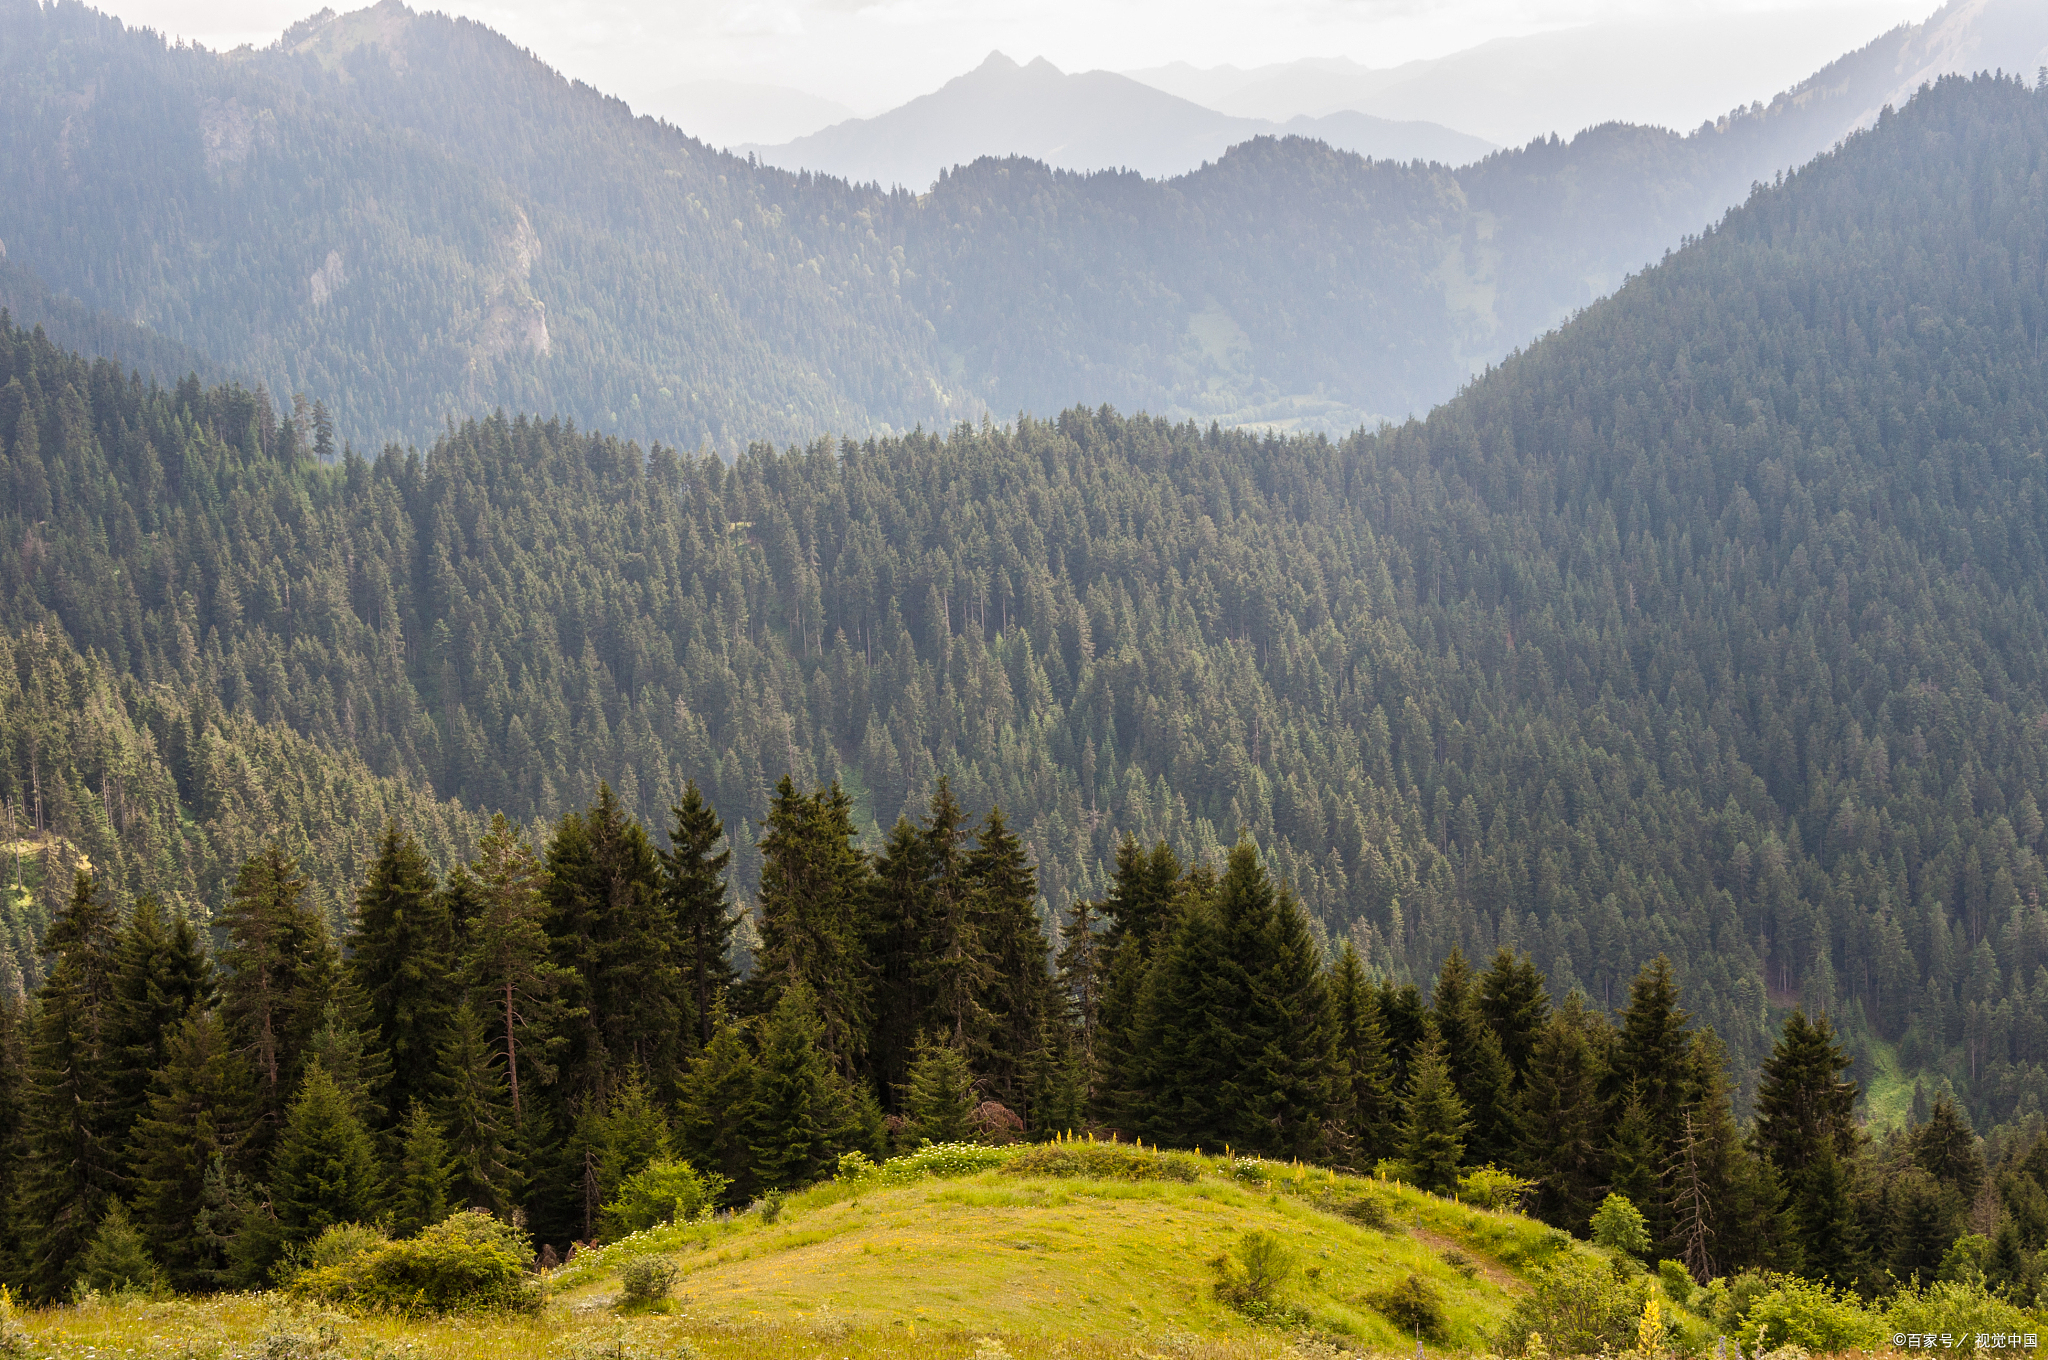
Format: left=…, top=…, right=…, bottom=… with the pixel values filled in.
left=1913, top=1096, right=1984, bottom=1200
left=915, top=780, right=989, bottom=1049
left=753, top=778, right=873, bottom=1074
left=75, top=1201, right=164, bottom=1296
left=748, top=980, right=862, bottom=1193
left=106, top=894, right=212, bottom=1163
left=346, top=821, right=454, bottom=1131
left=128, top=1008, right=255, bottom=1291
left=1101, top=836, right=1184, bottom=955
left=1131, top=896, right=1232, bottom=1148
left=268, top=1061, right=381, bottom=1251
left=1401, top=1031, right=1470, bottom=1193
left=569, top=1065, right=671, bottom=1240
left=302, top=991, right=393, bottom=1136
left=433, top=999, right=521, bottom=1216
left=677, top=1003, right=759, bottom=1204
left=218, top=845, right=338, bottom=1158
left=20, top=870, right=124, bottom=1298
left=1518, top=994, right=1609, bottom=1231
left=1332, top=941, right=1396, bottom=1167
left=660, top=781, right=736, bottom=1050
left=899, top=1033, right=979, bottom=1147
left=1211, top=841, right=1335, bottom=1158
left=388, top=1101, right=453, bottom=1238
left=1476, top=948, right=1550, bottom=1082
left=1430, top=948, right=1522, bottom=1167
left=1054, top=894, right=1106, bottom=1087
left=0, top=996, right=26, bottom=1286
left=1753, top=1009, right=1861, bottom=1275
left=546, top=784, right=685, bottom=1105
left=461, top=813, right=575, bottom=1126
left=867, top=813, right=931, bottom=1107
left=967, top=807, right=1051, bottom=1119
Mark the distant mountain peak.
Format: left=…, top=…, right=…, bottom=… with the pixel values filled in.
left=976, top=51, right=1019, bottom=73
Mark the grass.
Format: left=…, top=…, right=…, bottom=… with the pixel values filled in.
left=12, top=1146, right=1585, bottom=1358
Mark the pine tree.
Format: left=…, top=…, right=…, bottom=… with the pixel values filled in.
left=967, top=807, right=1050, bottom=1119
left=546, top=784, right=685, bottom=1105
left=748, top=980, right=862, bottom=1193
left=347, top=821, right=454, bottom=1132
left=899, top=1033, right=979, bottom=1147
left=1753, top=1009, right=1861, bottom=1275
left=268, top=1061, right=381, bottom=1250
left=1913, top=1096, right=1984, bottom=1200
left=1054, top=894, right=1106, bottom=1088
left=1131, top=895, right=1232, bottom=1148
left=753, top=778, right=873, bottom=1074
left=1331, top=941, right=1396, bottom=1166
left=677, top=1003, right=759, bottom=1204
left=1606, top=957, right=1693, bottom=1246
left=432, top=1000, right=520, bottom=1217
left=388, top=1101, right=453, bottom=1238
left=461, top=813, right=575, bottom=1126
left=19, top=870, right=124, bottom=1298
left=128, top=1008, right=255, bottom=1291
left=867, top=813, right=931, bottom=1107
left=302, top=990, right=393, bottom=1136
left=106, top=894, right=212, bottom=1163
left=916, top=780, right=989, bottom=1050
left=661, top=781, right=736, bottom=1050
left=1477, top=948, right=1550, bottom=1082
left=1518, top=994, right=1609, bottom=1231
left=218, top=845, right=338, bottom=1158
left=74, top=1201, right=164, bottom=1295
left=1211, top=841, right=1335, bottom=1158
left=1101, top=836, right=1184, bottom=955
left=1431, top=948, right=1522, bottom=1167
left=569, top=1065, right=671, bottom=1241
left=1401, top=1031, right=1470, bottom=1194
left=0, top=995, right=26, bottom=1285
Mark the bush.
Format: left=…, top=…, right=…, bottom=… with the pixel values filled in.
left=1738, top=1275, right=1882, bottom=1353
left=1501, top=1255, right=1645, bottom=1355
left=1590, top=1193, right=1650, bottom=1258
left=1002, top=1141, right=1200, bottom=1182
left=1214, top=1230, right=1298, bottom=1313
left=74, top=1202, right=166, bottom=1298
left=1656, top=1259, right=1699, bottom=1310
left=1884, top=1279, right=2032, bottom=1347
left=1335, top=1191, right=1393, bottom=1231
left=1457, top=1164, right=1536, bottom=1212
left=305, top=1222, right=388, bottom=1270
left=288, top=1208, right=540, bottom=1315
left=1440, top=1248, right=1478, bottom=1279
left=617, top=1255, right=678, bottom=1306
left=599, top=1159, right=729, bottom=1243
left=1368, top=1272, right=1448, bottom=1340
left=756, top=1190, right=785, bottom=1224
left=878, top=1141, right=1014, bottom=1180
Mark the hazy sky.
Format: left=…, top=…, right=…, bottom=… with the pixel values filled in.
left=102, top=0, right=1939, bottom=116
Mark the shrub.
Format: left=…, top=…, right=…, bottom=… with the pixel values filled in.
left=1002, top=1141, right=1200, bottom=1182
left=1458, top=1164, right=1536, bottom=1212
left=1368, top=1272, right=1448, bottom=1340
left=1884, top=1279, right=2032, bottom=1347
left=305, top=1222, right=388, bottom=1270
left=599, top=1159, right=729, bottom=1243
left=1501, top=1255, right=1645, bottom=1355
left=1739, top=1275, right=1882, bottom=1352
left=1656, top=1259, right=1698, bottom=1310
left=879, top=1141, right=1014, bottom=1180
left=835, top=1150, right=877, bottom=1181
left=617, top=1254, right=678, bottom=1306
left=1590, top=1193, right=1650, bottom=1258
left=289, top=1208, right=540, bottom=1315
left=1214, top=1230, right=1298, bottom=1313
left=1335, top=1192, right=1393, bottom=1231
left=1440, top=1248, right=1478, bottom=1279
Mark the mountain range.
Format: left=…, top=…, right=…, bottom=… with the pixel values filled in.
left=739, top=52, right=1496, bottom=188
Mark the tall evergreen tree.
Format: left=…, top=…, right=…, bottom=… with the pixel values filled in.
left=128, top=1009, right=254, bottom=1291
left=1519, top=994, right=1609, bottom=1231
left=868, top=813, right=932, bottom=1107
left=1131, top=894, right=1232, bottom=1147
left=1431, top=948, right=1522, bottom=1166
left=346, top=823, right=454, bottom=1131
left=1331, top=941, right=1396, bottom=1166
left=1054, top=894, right=1107, bottom=1090
left=1401, top=1031, right=1471, bottom=1194
left=217, top=845, right=338, bottom=1157
left=915, top=780, right=988, bottom=1049
left=748, top=980, right=864, bottom=1193
left=967, top=807, right=1051, bottom=1119
left=461, top=814, right=575, bottom=1126
left=567, top=1066, right=672, bottom=1240
left=106, top=895, right=213, bottom=1163
left=19, top=871, right=124, bottom=1298
left=753, top=778, right=873, bottom=1074
left=660, top=781, right=736, bottom=1050
left=1913, top=1097, right=1984, bottom=1200
left=432, top=1000, right=521, bottom=1217
left=899, top=1033, right=980, bottom=1147
left=388, top=1100, right=454, bottom=1239
left=268, top=1061, right=381, bottom=1252
left=677, top=1003, right=759, bottom=1203
left=1753, top=1009, right=1861, bottom=1277
left=0, top=995, right=26, bottom=1286
left=546, top=784, right=684, bottom=1105
left=1477, top=948, right=1550, bottom=1083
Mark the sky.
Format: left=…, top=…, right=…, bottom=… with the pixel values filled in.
left=99, top=0, right=1940, bottom=117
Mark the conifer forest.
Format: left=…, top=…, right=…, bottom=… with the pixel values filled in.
left=2, top=0, right=2048, bottom=1346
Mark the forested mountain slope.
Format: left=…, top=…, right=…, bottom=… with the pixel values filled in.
left=5, top=73, right=2048, bottom=1125
left=0, top=0, right=2023, bottom=449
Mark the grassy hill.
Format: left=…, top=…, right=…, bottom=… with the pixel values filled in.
left=7, top=1145, right=1601, bottom=1358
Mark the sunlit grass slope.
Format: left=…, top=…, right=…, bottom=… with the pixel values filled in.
left=14, top=1144, right=1582, bottom=1358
